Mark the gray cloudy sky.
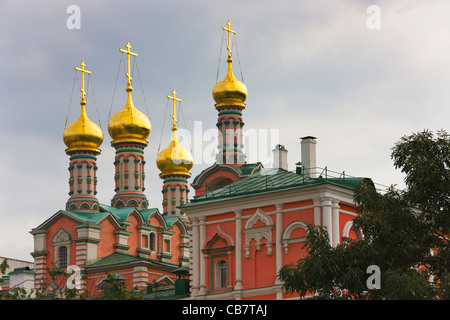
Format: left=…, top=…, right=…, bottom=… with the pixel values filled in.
left=1, top=0, right=449, bottom=261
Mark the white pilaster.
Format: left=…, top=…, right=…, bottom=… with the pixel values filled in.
left=190, top=218, right=199, bottom=297
left=313, top=198, right=321, bottom=226
left=332, top=200, right=340, bottom=247
left=234, top=210, right=243, bottom=291
left=199, top=217, right=206, bottom=295
left=275, top=203, right=283, bottom=285
left=321, top=197, right=333, bottom=245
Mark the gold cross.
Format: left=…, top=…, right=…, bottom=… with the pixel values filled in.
left=222, top=20, right=236, bottom=60
left=167, top=89, right=182, bottom=131
left=74, top=61, right=91, bottom=102
left=119, top=42, right=138, bottom=90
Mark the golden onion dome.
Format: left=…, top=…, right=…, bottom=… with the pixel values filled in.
left=212, top=60, right=247, bottom=108
left=63, top=104, right=103, bottom=154
left=108, top=90, right=151, bottom=146
left=156, top=136, right=193, bottom=178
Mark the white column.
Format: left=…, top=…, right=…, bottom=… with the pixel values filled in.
left=275, top=203, right=283, bottom=286
left=321, top=197, right=333, bottom=245
left=313, top=198, right=321, bottom=226
left=191, top=218, right=199, bottom=297
left=234, top=210, right=243, bottom=291
left=199, top=217, right=206, bottom=295
left=332, top=200, right=340, bottom=247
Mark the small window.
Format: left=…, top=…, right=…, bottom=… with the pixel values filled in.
left=149, top=233, right=156, bottom=251
left=215, top=259, right=227, bottom=288
left=58, top=246, right=68, bottom=269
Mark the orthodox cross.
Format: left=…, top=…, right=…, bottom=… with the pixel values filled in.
left=222, top=20, right=236, bottom=60
left=119, top=42, right=138, bottom=90
left=167, top=89, right=182, bottom=131
left=74, top=61, right=91, bottom=103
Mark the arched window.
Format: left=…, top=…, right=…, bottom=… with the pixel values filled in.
left=53, top=228, right=71, bottom=270
left=58, top=246, right=68, bottom=269
left=215, top=259, right=227, bottom=288
left=149, top=232, right=156, bottom=251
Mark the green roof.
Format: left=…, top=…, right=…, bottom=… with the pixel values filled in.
left=33, top=204, right=168, bottom=232
left=99, top=204, right=159, bottom=222
left=85, top=252, right=178, bottom=270
left=61, top=210, right=110, bottom=224
left=8, top=267, right=35, bottom=275
left=192, top=162, right=262, bottom=185
left=186, top=168, right=369, bottom=205
left=236, top=162, right=263, bottom=175
left=86, top=252, right=142, bottom=268
left=60, top=204, right=159, bottom=225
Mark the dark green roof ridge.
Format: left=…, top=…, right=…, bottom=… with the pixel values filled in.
left=186, top=168, right=369, bottom=205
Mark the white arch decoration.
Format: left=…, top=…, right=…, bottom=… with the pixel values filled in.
left=281, top=221, right=309, bottom=254
left=342, top=221, right=364, bottom=242
left=244, top=208, right=273, bottom=229
left=243, top=209, right=274, bottom=258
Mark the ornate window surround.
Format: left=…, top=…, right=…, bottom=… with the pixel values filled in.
left=203, top=226, right=234, bottom=293
left=52, top=228, right=71, bottom=269
left=243, top=208, right=274, bottom=258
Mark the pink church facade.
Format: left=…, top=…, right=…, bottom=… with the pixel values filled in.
left=183, top=141, right=365, bottom=300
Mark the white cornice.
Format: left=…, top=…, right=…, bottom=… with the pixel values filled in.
left=184, top=183, right=357, bottom=219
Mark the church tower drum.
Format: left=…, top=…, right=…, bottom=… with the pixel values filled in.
left=63, top=61, right=103, bottom=212
left=212, top=21, right=248, bottom=166
left=156, top=90, right=193, bottom=223
left=107, top=42, right=151, bottom=208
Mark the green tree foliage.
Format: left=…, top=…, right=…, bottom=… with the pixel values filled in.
left=99, top=273, right=144, bottom=300
left=31, top=263, right=87, bottom=300
left=0, top=259, right=8, bottom=276
left=278, top=130, right=450, bottom=299
left=0, top=262, right=145, bottom=300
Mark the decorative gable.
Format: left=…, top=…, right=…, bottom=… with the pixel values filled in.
left=202, top=225, right=234, bottom=256
left=243, top=209, right=273, bottom=258
left=53, top=228, right=71, bottom=244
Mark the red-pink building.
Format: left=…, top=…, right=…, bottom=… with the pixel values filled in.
left=184, top=141, right=366, bottom=300
left=182, top=21, right=367, bottom=300
left=30, top=47, right=191, bottom=298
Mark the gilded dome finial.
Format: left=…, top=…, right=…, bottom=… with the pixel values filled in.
left=222, top=20, right=236, bottom=63
left=156, top=90, right=193, bottom=178
left=63, top=61, right=103, bottom=154
left=108, top=42, right=151, bottom=146
left=119, top=42, right=138, bottom=92
left=212, top=21, right=247, bottom=108
left=74, top=61, right=91, bottom=104
left=167, top=89, right=182, bottom=136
